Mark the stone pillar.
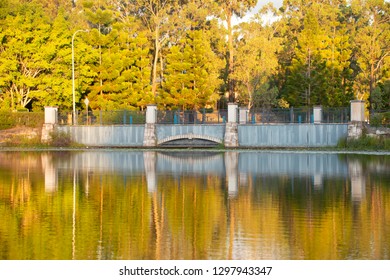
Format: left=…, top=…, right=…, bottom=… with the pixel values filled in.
left=348, top=100, right=366, bottom=139
left=224, top=103, right=239, bottom=147
left=350, top=100, right=365, bottom=122
left=239, top=106, right=248, bottom=124
left=143, top=104, right=157, bottom=147
left=45, top=106, right=58, bottom=124
left=146, top=104, right=157, bottom=124
left=313, top=106, right=322, bottom=124
left=41, top=106, right=58, bottom=143
left=227, top=103, right=238, bottom=123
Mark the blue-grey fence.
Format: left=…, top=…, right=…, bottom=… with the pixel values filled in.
left=157, top=110, right=227, bottom=124
left=248, top=107, right=349, bottom=124
left=238, top=124, right=348, bottom=147
left=57, top=125, right=145, bottom=147
left=57, top=107, right=350, bottom=126
left=58, top=110, right=146, bottom=125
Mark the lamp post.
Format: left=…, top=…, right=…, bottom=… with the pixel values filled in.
left=72, top=29, right=88, bottom=125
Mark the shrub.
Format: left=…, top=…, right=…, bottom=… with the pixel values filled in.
left=49, top=130, right=73, bottom=147
left=370, top=112, right=390, bottom=128
left=0, top=112, right=16, bottom=129
left=338, top=135, right=390, bottom=151
left=0, top=111, right=44, bottom=130
left=3, top=132, right=42, bottom=147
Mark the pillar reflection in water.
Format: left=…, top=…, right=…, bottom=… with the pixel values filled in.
left=313, top=174, right=323, bottom=191
left=144, top=151, right=157, bottom=193
left=41, top=153, right=58, bottom=193
left=225, top=151, right=238, bottom=197
left=349, top=159, right=366, bottom=202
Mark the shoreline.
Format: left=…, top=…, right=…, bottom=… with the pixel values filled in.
left=1, top=146, right=389, bottom=155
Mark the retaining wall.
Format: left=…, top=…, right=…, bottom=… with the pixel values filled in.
left=239, top=124, right=348, bottom=147
left=56, top=123, right=348, bottom=148
left=57, top=125, right=145, bottom=147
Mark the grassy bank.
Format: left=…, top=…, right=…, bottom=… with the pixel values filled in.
left=337, top=136, right=390, bottom=151
left=0, top=127, right=82, bottom=148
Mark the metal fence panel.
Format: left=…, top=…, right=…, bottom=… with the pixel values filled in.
left=157, top=110, right=227, bottom=124
left=248, top=107, right=349, bottom=124
left=58, top=125, right=145, bottom=146
left=238, top=124, right=348, bottom=147
left=58, top=110, right=146, bottom=125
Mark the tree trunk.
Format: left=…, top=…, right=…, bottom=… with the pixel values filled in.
left=227, top=11, right=235, bottom=103
left=151, top=26, right=160, bottom=100
left=369, top=62, right=375, bottom=108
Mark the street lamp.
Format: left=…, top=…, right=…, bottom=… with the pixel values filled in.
left=72, top=29, right=88, bottom=125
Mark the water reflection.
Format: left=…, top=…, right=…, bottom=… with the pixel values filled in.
left=0, top=151, right=389, bottom=260
left=349, top=159, right=366, bottom=202
left=41, top=153, right=57, bottom=193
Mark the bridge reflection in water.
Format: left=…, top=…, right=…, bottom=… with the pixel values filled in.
left=1, top=150, right=389, bottom=259
left=42, top=150, right=371, bottom=202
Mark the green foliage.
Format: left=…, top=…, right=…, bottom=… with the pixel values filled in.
left=337, top=135, right=390, bottom=151
left=0, top=0, right=389, bottom=112
left=280, top=6, right=354, bottom=108
left=0, top=3, right=52, bottom=110
left=370, top=111, right=390, bottom=127
left=3, top=132, right=42, bottom=147
left=160, top=30, right=221, bottom=110
left=0, top=111, right=14, bottom=129
left=49, top=130, right=73, bottom=147
left=96, top=110, right=146, bottom=125
left=0, top=112, right=44, bottom=130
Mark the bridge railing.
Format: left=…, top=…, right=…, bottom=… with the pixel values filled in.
left=157, top=110, right=228, bottom=124
left=247, top=107, right=349, bottom=124
left=55, top=107, right=351, bottom=126
left=58, top=110, right=146, bottom=125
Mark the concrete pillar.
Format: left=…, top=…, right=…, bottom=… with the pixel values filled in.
left=313, top=106, right=322, bottom=124
left=145, top=104, right=157, bottom=124
left=239, top=107, right=248, bottom=124
left=224, top=103, right=239, bottom=147
left=350, top=100, right=365, bottom=122
left=143, top=104, right=157, bottom=147
left=41, top=106, right=58, bottom=143
left=348, top=100, right=366, bottom=139
left=44, top=106, right=58, bottom=124
left=227, top=103, right=238, bottom=123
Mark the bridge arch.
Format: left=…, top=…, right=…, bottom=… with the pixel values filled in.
left=157, top=133, right=223, bottom=147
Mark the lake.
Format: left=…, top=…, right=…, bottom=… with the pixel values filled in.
left=0, top=150, right=389, bottom=260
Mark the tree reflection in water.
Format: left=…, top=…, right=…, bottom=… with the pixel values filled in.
left=0, top=151, right=389, bottom=260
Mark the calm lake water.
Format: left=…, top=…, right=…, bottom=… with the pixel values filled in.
left=0, top=150, right=389, bottom=260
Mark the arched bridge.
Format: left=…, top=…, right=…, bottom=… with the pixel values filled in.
left=156, top=124, right=225, bottom=147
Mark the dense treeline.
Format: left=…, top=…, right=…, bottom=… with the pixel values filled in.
left=0, top=0, right=389, bottom=112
